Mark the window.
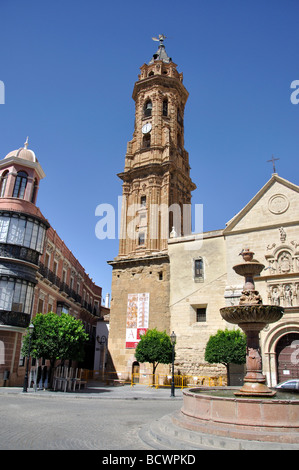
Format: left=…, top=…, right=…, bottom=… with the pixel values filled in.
left=141, top=196, right=146, bottom=207
left=194, top=258, right=204, bottom=281
left=138, top=232, right=145, bottom=245
left=44, top=252, right=50, bottom=269
left=0, top=278, right=35, bottom=314
left=53, top=260, right=58, bottom=276
left=144, top=100, right=152, bottom=117
left=13, top=171, right=28, bottom=199
left=38, top=297, right=44, bottom=314
left=7, top=217, right=26, bottom=245
left=196, top=308, right=206, bottom=322
left=31, top=179, right=38, bottom=204
left=142, top=134, right=151, bottom=148
left=163, top=99, right=168, bottom=116
left=57, top=302, right=69, bottom=315
left=0, top=215, right=46, bottom=253
left=0, top=171, right=8, bottom=198
left=0, top=217, right=9, bottom=242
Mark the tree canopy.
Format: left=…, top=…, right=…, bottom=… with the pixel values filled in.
left=135, top=328, right=174, bottom=376
left=22, top=312, right=89, bottom=367
left=204, top=328, right=246, bottom=384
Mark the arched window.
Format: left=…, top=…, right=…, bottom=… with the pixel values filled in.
left=0, top=171, right=8, bottom=198
left=144, top=100, right=152, bottom=117
left=13, top=171, right=28, bottom=199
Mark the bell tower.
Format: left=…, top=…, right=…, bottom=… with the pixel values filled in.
left=118, top=35, right=196, bottom=256
left=108, top=37, right=196, bottom=375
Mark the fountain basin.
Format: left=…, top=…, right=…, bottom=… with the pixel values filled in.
left=233, top=261, right=265, bottom=277
left=180, top=387, right=299, bottom=445
left=220, top=305, right=283, bottom=325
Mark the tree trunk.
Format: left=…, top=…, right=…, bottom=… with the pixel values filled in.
left=152, top=362, right=158, bottom=387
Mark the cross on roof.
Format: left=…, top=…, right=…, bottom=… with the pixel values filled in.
left=267, top=154, right=279, bottom=174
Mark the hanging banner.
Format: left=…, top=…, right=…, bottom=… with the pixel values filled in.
left=126, top=293, right=149, bottom=348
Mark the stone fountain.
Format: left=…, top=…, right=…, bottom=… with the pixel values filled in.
left=220, top=248, right=283, bottom=396
left=171, top=248, right=299, bottom=449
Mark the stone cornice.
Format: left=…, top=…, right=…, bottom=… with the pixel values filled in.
left=132, top=75, right=188, bottom=103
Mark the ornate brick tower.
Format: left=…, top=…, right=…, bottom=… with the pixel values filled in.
left=108, top=37, right=196, bottom=376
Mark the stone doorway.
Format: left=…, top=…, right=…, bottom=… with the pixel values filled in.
left=132, top=361, right=140, bottom=383
left=276, top=333, right=299, bottom=383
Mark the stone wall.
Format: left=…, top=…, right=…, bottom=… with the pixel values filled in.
left=108, top=254, right=170, bottom=376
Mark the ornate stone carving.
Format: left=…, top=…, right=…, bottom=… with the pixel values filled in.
left=278, top=251, right=292, bottom=273
left=265, top=228, right=299, bottom=275
left=267, top=282, right=298, bottom=307
left=268, top=194, right=289, bottom=214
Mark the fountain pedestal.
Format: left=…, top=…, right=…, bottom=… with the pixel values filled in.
left=220, top=249, right=283, bottom=396
left=237, top=323, right=273, bottom=396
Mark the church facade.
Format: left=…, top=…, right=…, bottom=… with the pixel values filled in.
left=107, top=38, right=299, bottom=385
left=169, top=174, right=299, bottom=386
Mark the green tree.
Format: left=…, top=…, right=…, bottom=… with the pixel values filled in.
left=135, top=328, right=174, bottom=383
left=22, top=312, right=89, bottom=369
left=204, top=328, right=246, bottom=385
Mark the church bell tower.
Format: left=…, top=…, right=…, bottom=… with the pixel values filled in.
left=118, top=35, right=196, bottom=256
left=108, top=36, right=196, bottom=375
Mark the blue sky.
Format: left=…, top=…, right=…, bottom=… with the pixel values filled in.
left=0, top=0, right=298, bottom=299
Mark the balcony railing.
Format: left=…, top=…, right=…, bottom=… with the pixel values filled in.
left=0, top=310, right=30, bottom=328
left=0, top=243, right=39, bottom=265
left=38, top=262, right=100, bottom=316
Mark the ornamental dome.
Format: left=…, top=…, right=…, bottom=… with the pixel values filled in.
left=4, top=137, right=37, bottom=163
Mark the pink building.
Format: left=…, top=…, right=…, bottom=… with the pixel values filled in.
left=0, top=140, right=106, bottom=386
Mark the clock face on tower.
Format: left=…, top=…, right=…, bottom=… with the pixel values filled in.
left=142, top=123, right=152, bottom=134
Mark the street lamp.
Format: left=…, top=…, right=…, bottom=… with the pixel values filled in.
left=23, top=323, right=34, bottom=393
left=96, top=335, right=107, bottom=378
left=170, top=331, right=176, bottom=397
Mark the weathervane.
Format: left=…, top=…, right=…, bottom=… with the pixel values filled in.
left=267, top=154, right=279, bottom=174
left=152, top=34, right=167, bottom=46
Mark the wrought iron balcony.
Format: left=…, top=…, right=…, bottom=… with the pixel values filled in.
left=38, top=262, right=99, bottom=316
left=0, top=310, right=30, bottom=328
left=0, top=243, right=39, bottom=265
